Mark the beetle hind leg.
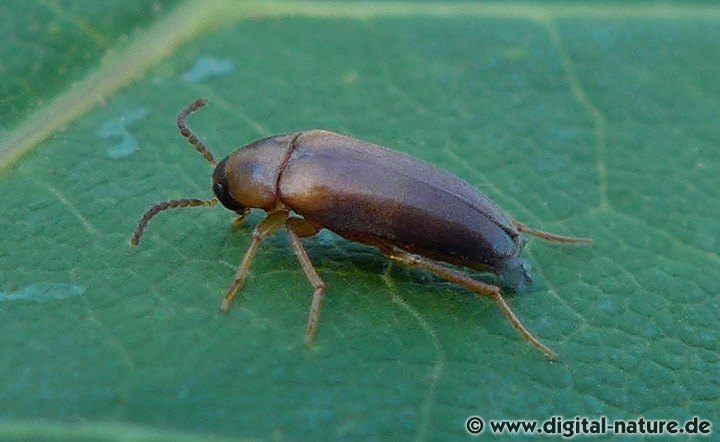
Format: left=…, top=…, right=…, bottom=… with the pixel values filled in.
left=286, top=218, right=326, bottom=346
left=384, top=248, right=557, bottom=360
left=514, top=221, right=593, bottom=245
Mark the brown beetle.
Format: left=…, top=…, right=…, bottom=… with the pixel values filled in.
left=131, top=99, right=592, bottom=359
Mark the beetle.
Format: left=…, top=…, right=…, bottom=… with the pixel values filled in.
left=131, top=98, right=592, bottom=359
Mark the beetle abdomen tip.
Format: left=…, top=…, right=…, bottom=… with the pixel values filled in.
left=498, top=258, right=533, bottom=292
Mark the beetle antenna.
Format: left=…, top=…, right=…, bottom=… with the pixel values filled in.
left=177, top=98, right=217, bottom=166
left=515, top=221, right=593, bottom=244
left=131, top=198, right=218, bottom=247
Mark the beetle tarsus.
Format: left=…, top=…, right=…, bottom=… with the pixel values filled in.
left=514, top=221, right=593, bottom=245
left=489, top=290, right=557, bottom=359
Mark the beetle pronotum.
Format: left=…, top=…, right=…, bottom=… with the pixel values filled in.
left=131, top=99, right=592, bottom=359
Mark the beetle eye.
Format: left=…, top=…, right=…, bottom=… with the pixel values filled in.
left=213, top=180, right=244, bottom=212
left=212, top=181, right=225, bottom=199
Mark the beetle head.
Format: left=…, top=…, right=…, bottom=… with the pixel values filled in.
left=212, top=157, right=246, bottom=213
left=131, top=101, right=294, bottom=246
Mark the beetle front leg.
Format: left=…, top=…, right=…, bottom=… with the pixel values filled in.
left=286, top=218, right=326, bottom=346
left=220, top=210, right=288, bottom=312
left=231, top=208, right=252, bottom=229
left=384, top=248, right=557, bottom=360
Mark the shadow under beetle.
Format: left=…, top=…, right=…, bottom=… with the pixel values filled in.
left=131, top=99, right=592, bottom=359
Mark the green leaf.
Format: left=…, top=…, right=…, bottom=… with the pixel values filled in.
left=1, top=1, right=718, bottom=440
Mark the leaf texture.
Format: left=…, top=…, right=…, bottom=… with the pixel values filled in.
left=1, top=1, right=718, bottom=440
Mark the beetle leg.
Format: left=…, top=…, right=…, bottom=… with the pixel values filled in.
left=514, top=221, right=593, bottom=245
left=220, top=210, right=288, bottom=312
left=384, top=248, right=557, bottom=360
left=286, top=217, right=321, bottom=238
left=286, top=220, right=326, bottom=346
left=231, top=208, right=252, bottom=229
